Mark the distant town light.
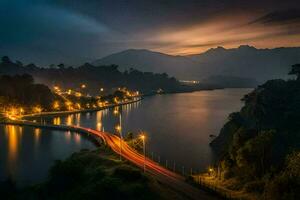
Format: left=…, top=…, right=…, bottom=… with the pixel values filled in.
left=53, top=101, right=60, bottom=110
left=75, top=92, right=82, bottom=97
left=33, top=106, right=42, bottom=113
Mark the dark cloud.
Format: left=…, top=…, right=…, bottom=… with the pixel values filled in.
left=1, top=0, right=300, bottom=65
left=252, top=9, right=300, bottom=24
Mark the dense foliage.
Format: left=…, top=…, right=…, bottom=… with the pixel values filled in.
left=210, top=76, right=300, bottom=198
left=0, top=74, right=56, bottom=110
left=0, top=56, right=183, bottom=95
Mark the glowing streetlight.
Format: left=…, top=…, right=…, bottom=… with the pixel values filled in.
left=208, top=167, right=214, bottom=176
left=100, top=88, right=104, bottom=92
left=140, top=134, right=146, bottom=173
left=75, top=92, right=82, bottom=97
left=53, top=101, right=60, bottom=110
left=115, top=111, right=123, bottom=161
left=81, top=84, right=86, bottom=89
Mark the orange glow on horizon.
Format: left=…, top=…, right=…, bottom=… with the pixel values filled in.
left=147, top=12, right=300, bottom=56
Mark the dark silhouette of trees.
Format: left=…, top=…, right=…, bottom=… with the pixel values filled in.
left=0, top=57, right=182, bottom=95
left=1, top=56, right=11, bottom=64
left=57, top=63, right=65, bottom=69
left=211, top=69, right=300, bottom=196
left=289, top=64, right=300, bottom=80
left=0, top=74, right=55, bottom=110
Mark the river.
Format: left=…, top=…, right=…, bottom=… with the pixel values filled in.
left=0, top=88, right=252, bottom=185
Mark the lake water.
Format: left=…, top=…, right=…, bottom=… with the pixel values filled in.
left=0, top=88, right=252, bottom=184
left=0, top=125, right=95, bottom=185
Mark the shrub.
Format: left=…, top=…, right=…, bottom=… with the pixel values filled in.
left=113, top=165, right=144, bottom=182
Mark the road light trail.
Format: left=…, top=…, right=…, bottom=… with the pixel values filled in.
left=2, top=121, right=218, bottom=200
left=73, top=126, right=218, bottom=200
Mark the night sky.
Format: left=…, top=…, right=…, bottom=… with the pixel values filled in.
left=1, top=0, right=300, bottom=65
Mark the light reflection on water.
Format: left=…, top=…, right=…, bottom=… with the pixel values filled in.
left=0, top=125, right=96, bottom=185
left=0, top=89, right=250, bottom=185
left=40, top=89, right=251, bottom=172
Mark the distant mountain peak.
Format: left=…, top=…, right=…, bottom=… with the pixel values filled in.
left=203, top=46, right=226, bottom=54
left=237, top=45, right=257, bottom=50
left=92, top=46, right=300, bottom=83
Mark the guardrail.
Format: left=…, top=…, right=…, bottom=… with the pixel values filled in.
left=190, top=175, right=252, bottom=200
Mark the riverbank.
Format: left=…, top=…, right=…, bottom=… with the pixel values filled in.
left=21, top=97, right=142, bottom=119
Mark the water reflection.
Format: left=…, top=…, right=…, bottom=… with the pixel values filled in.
left=53, top=117, right=61, bottom=125
left=38, top=89, right=249, bottom=171
left=66, top=115, right=73, bottom=125
left=74, top=133, right=81, bottom=144
left=75, top=113, right=81, bottom=126
left=96, top=112, right=102, bottom=131
left=65, top=131, right=71, bottom=142
left=6, top=125, right=21, bottom=176
left=34, top=128, right=41, bottom=143
left=0, top=125, right=96, bottom=185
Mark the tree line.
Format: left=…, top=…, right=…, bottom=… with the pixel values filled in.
left=0, top=56, right=183, bottom=95
left=210, top=64, right=300, bottom=199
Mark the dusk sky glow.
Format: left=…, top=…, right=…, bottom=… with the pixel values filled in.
left=1, top=0, right=300, bottom=65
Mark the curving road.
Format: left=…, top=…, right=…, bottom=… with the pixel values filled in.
left=73, top=126, right=218, bottom=200
left=2, top=121, right=218, bottom=200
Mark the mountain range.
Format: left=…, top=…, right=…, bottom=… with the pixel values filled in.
left=94, top=45, right=300, bottom=85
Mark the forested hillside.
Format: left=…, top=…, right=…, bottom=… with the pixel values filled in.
left=210, top=65, right=300, bottom=199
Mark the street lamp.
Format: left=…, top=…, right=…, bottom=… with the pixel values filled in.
left=115, top=110, right=123, bottom=161
left=140, top=134, right=146, bottom=173
left=209, top=167, right=214, bottom=176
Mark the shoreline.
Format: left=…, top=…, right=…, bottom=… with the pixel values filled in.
left=0, top=120, right=217, bottom=200
left=21, top=97, right=142, bottom=119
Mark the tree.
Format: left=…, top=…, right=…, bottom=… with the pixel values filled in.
left=57, top=63, right=65, bottom=69
left=236, top=130, right=274, bottom=178
left=289, top=64, right=300, bottom=80
left=265, top=151, right=300, bottom=200
left=1, top=56, right=11, bottom=64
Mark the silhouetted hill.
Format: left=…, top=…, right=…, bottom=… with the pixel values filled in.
left=209, top=73, right=300, bottom=198
left=0, top=57, right=185, bottom=95
left=93, top=49, right=197, bottom=79
left=94, top=46, right=300, bottom=85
